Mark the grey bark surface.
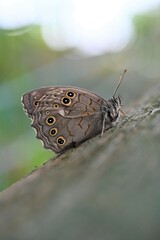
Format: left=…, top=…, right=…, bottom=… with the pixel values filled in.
left=0, top=82, right=160, bottom=240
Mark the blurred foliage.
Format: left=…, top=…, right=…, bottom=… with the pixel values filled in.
left=132, top=8, right=160, bottom=62
left=0, top=8, right=160, bottom=191
left=133, top=9, right=160, bottom=38
left=0, top=26, right=66, bottom=82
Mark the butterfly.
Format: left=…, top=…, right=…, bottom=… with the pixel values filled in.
left=21, top=70, right=126, bottom=154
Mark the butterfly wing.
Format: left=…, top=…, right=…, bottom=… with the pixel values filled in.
left=22, top=86, right=105, bottom=153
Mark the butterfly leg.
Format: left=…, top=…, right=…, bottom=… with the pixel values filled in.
left=101, top=113, right=108, bottom=136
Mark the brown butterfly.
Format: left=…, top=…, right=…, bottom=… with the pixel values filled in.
left=21, top=70, right=126, bottom=154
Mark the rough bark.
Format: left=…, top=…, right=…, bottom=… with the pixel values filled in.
left=0, top=82, right=160, bottom=240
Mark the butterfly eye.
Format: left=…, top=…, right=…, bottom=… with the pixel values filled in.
left=57, top=136, right=66, bottom=145
left=66, top=91, right=76, bottom=98
left=61, top=97, right=72, bottom=106
left=50, top=128, right=58, bottom=136
left=34, top=100, right=39, bottom=106
left=53, top=104, right=59, bottom=109
left=46, top=111, right=50, bottom=115
left=46, top=116, right=56, bottom=125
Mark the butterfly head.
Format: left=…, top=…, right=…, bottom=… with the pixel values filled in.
left=102, top=69, right=126, bottom=131
left=108, top=69, right=126, bottom=123
left=105, top=96, right=122, bottom=124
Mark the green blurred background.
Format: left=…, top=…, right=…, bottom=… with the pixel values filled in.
left=0, top=3, right=160, bottom=191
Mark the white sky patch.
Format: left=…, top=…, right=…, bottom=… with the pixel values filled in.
left=0, top=0, right=160, bottom=55
left=0, top=0, right=37, bottom=27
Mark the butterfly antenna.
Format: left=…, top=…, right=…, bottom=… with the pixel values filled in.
left=113, top=69, right=127, bottom=97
